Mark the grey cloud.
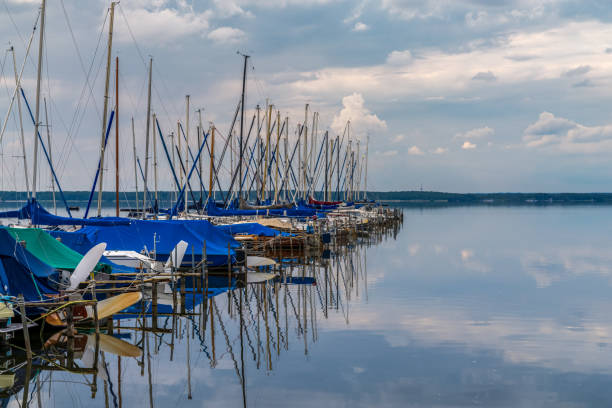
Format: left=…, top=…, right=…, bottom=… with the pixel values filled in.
left=472, top=71, right=497, bottom=81
left=573, top=79, right=594, bottom=88
left=563, top=65, right=591, bottom=77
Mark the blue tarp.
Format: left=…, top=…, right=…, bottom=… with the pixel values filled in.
left=206, top=200, right=320, bottom=218
left=0, top=199, right=130, bottom=226
left=53, top=219, right=239, bottom=267
left=0, top=228, right=58, bottom=301
left=216, top=222, right=292, bottom=237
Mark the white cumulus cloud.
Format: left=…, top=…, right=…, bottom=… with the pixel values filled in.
left=353, top=22, right=369, bottom=31
left=207, top=26, right=246, bottom=44
left=455, top=126, right=494, bottom=139
left=432, top=147, right=448, bottom=154
left=331, top=93, right=387, bottom=138
left=462, top=141, right=476, bottom=149
left=523, top=112, right=612, bottom=153
left=408, top=146, right=424, bottom=155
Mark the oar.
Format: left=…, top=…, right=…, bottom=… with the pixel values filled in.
left=69, top=243, right=107, bottom=290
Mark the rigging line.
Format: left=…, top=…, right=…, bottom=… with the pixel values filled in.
left=60, top=0, right=103, bottom=119
left=117, top=4, right=178, bottom=123
left=64, top=7, right=108, bottom=139
left=55, top=8, right=109, bottom=176
left=2, top=1, right=26, bottom=49
left=56, top=38, right=108, bottom=178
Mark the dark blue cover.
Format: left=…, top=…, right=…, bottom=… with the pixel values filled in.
left=59, top=219, right=239, bottom=267
left=0, top=199, right=130, bottom=226
left=0, top=228, right=58, bottom=301
left=216, top=222, right=292, bottom=237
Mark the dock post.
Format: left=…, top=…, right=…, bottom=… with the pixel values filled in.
left=18, top=295, right=32, bottom=360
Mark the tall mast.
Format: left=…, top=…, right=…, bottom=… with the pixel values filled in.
left=43, top=97, right=55, bottom=213
left=197, top=109, right=203, bottom=208
left=208, top=126, right=215, bottom=200
left=32, top=0, right=46, bottom=200
left=364, top=135, right=369, bottom=200
left=143, top=57, right=152, bottom=218
left=115, top=56, right=119, bottom=217
left=324, top=131, right=328, bottom=202
left=303, top=104, right=308, bottom=200
left=284, top=117, right=289, bottom=202
left=238, top=53, right=249, bottom=201
left=10, top=46, right=29, bottom=199
left=185, top=95, right=190, bottom=214
left=131, top=117, right=139, bottom=214
left=152, top=112, right=158, bottom=218
left=256, top=105, right=261, bottom=201
left=97, top=1, right=116, bottom=216
left=274, top=109, right=280, bottom=204
left=336, top=135, right=340, bottom=201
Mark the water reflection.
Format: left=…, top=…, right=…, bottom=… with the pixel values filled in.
left=2, top=213, right=398, bottom=407
left=8, top=206, right=612, bottom=406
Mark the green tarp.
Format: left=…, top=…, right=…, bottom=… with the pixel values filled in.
left=6, top=227, right=110, bottom=274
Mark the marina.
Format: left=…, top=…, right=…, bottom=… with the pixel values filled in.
left=2, top=0, right=612, bottom=406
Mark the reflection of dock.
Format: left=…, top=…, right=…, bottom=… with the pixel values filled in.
left=0, top=215, right=402, bottom=407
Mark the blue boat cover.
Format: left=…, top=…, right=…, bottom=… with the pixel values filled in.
left=53, top=219, right=239, bottom=267
left=216, top=222, right=292, bottom=237
left=206, top=200, right=320, bottom=218
left=0, top=228, right=58, bottom=301
left=0, top=199, right=130, bottom=226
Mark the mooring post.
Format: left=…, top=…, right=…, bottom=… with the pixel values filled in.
left=18, top=295, right=32, bottom=360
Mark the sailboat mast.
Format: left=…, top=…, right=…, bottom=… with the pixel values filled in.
left=274, top=110, right=280, bottom=203
left=10, top=46, right=30, bottom=199
left=197, top=109, right=203, bottom=208
left=43, top=97, right=55, bottom=213
left=97, top=1, right=116, bottom=217
left=131, top=117, right=139, bottom=214
left=115, top=56, right=119, bottom=217
left=238, top=53, right=249, bottom=201
left=153, top=112, right=158, bottom=218
left=32, top=0, right=46, bottom=200
left=208, top=126, right=215, bottom=200
left=143, top=57, right=152, bottom=218
left=185, top=95, right=190, bottom=214
left=364, top=134, right=369, bottom=200
left=303, top=104, right=308, bottom=200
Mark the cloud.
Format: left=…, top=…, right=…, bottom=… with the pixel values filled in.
left=472, top=71, right=497, bottom=81
left=379, top=149, right=398, bottom=156
left=462, top=141, right=476, bottom=149
left=573, top=79, right=594, bottom=88
left=207, top=26, right=246, bottom=44
left=408, top=146, right=424, bottom=155
left=523, top=112, right=612, bottom=153
left=392, top=134, right=405, bottom=143
left=331, top=93, right=387, bottom=138
left=352, top=22, right=369, bottom=31
left=212, top=0, right=253, bottom=18
left=432, top=147, right=447, bottom=154
left=563, top=65, right=591, bottom=77
left=461, top=249, right=474, bottom=261
left=115, top=4, right=212, bottom=45
left=455, top=126, right=494, bottom=139
left=386, top=50, right=412, bottom=65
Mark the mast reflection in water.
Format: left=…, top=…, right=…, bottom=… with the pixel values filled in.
left=0, top=215, right=399, bottom=408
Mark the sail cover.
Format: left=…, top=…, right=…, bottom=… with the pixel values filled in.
left=0, top=199, right=130, bottom=226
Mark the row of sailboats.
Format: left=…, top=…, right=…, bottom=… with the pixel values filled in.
left=0, top=0, right=396, bottom=327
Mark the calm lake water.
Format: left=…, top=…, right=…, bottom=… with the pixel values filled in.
left=6, top=205, right=612, bottom=407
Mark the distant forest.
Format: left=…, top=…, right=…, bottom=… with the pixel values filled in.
left=2, top=190, right=612, bottom=207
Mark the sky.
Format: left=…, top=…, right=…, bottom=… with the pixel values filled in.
left=1, top=0, right=612, bottom=193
